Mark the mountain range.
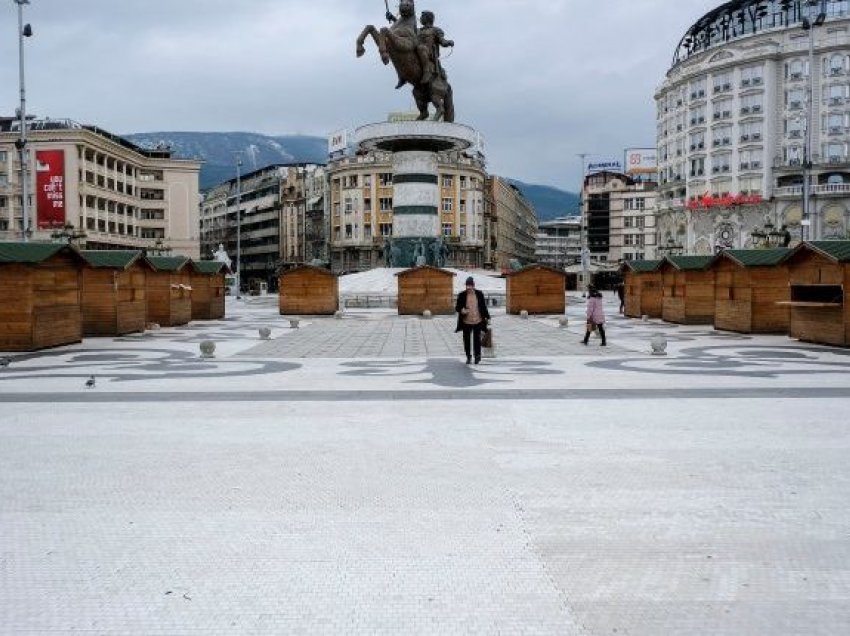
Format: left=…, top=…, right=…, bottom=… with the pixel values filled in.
left=125, top=131, right=578, bottom=222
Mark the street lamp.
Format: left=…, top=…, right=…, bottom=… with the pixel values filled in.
left=577, top=152, right=589, bottom=294
left=234, top=153, right=243, bottom=299
left=14, top=0, right=33, bottom=242
left=801, top=0, right=827, bottom=242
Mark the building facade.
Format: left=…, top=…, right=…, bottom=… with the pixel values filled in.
left=582, top=171, right=658, bottom=263
left=656, top=0, right=850, bottom=254
left=326, top=151, right=487, bottom=272
left=535, top=216, right=582, bottom=268
left=0, top=118, right=201, bottom=257
left=199, top=163, right=324, bottom=291
left=483, top=176, right=538, bottom=271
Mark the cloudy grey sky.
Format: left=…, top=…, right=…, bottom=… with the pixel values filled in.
left=0, top=0, right=720, bottom=190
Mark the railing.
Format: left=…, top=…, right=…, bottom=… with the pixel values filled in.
left=775, top=183, right=850, bottom=196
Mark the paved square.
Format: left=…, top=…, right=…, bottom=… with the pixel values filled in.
left=1, top=296, right=849, bottom=634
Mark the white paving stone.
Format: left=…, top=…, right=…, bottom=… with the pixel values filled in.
left=1, top=298, right=849, bottom=634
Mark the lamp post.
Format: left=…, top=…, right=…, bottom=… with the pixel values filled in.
left=14, top=0, right=33, bottom=242
left=234, top=153, right=242, bottom=299
left=801, top=0, right=827, bottom=242
left=577, top=152, right=589, bottom=294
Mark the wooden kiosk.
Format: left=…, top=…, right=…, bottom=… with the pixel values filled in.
left=279, top=265, right=339, bottom=315
left=395, top=266, right=455, bottom=315
left=711, top=249, right=791, bottom=334
left=660, top=255, right=716, bottom=324
left=621, top=260, right=663, bottom=318
left=505, top=264, right=566, bottom=315
left=782, top=241, right=850, bottom=346
left=0, top=242, right=86, bottom=351
left=80, top=250, right=153, bottom=336
left=145, top=256, right=193, bottom=327
left=191, top=260, right=229, bottom=320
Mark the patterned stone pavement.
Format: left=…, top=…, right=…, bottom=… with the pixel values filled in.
left=2, top=297, right=850, bottom=635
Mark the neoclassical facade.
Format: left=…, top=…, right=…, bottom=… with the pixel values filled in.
left=0, top=118, right=201, bottom=257
left=656, top=0, right=850, bottom=254
left=326, top=150, right=487, bottom=272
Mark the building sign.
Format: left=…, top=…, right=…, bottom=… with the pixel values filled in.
left=585, top=158, right=623, bottom=174
left=35, top=150, right=65, bottom=229
left=686, top=192, right=763, bottom=210
left=328, top=129, right=349, bottom=156
left=624, top=148, right=657, bottom=176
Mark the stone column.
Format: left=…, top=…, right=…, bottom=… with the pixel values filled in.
left=392, top=151, right=439, bottom=239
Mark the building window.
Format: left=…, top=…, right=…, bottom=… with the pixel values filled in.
left=379, top=173, right=393, bottom=186
left=364, top=198, right=372, bottom=212
left=344, top=197, right=354, bottom=214
left=379, top=197, right=393, bottom=212
left=624, top=198, right=645, bottom=211
left=0, top=151, right=6, bottom=162
left=0, top=174, right=7, bottom=187
left=442, top=198, right=453, bottom=212
left=345, top=224, right=353, bottom=239
left=442, top=175, right=453, bottom=188
left=380, top=222, right=393, bottom=236
left=364, top=175, right=372, bottom=187
left=442, top=223, right=452, bottom=236
left=459, top=199, right=467, bottom=213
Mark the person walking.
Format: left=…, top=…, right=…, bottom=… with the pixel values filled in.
left=583, top=285, right=607, bottom=347
left=616, top=282, right=625, bottom=314
left=455, top=276, right=491, bottom=364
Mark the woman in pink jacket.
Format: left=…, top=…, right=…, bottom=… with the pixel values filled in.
left=582, top=286, right=607, bottom=347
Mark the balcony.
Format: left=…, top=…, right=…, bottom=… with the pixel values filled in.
left=775, top=183, right=850, bottom=197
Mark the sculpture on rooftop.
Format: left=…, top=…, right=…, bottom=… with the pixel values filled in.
left=356, top=0, right=456, bottom=122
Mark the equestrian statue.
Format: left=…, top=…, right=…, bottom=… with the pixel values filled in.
left=356, top=0, right=456, bottom=122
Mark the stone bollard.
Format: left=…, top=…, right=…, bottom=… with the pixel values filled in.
left=642, top=315, right=649, bottom=322
left=558, top=317, right=569, bottom=328
left=259, top=327, right=271, bottom=340
left=650, top=334, right=668, bottom=356
left=520, top=310, right=529, bottom=320
left=199, top=340, right=216, bottom=359
left=422, top=310, right=433, bottom=319
left=334, top=310, right=344, bottom=320
left=289, top=319, right=300, bottom=329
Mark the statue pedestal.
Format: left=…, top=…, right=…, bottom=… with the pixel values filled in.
left=356, top=121, right=476, bottom=268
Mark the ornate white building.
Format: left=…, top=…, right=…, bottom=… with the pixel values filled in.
left=656, top=0, right=850, bottom=255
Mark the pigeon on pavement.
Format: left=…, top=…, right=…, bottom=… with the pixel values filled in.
left=85, top=375, right=96, bottom=389
left=0, top=357, right=10, bottom=369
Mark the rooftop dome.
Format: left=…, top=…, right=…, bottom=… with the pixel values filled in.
left=673, top=0, right=842, bottom=66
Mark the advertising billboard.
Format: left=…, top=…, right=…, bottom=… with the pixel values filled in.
left=585, top=158, right=624, bottom=175
left=328, top=130, right=349, bottom=156
left=35, top=150, right=66, bottom=229
left=624, top=148, right=658, bottom=177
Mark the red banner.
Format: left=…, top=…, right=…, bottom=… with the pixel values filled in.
left=36, top=150, right=66, bottom=229
left=686, top=192, right=763, bottom=210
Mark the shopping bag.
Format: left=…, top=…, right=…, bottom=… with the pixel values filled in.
left=481, top=327, right=495, bottom=358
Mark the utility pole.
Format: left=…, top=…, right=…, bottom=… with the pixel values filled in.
left=235, top=153, right=243, bottom=299
left=578, top=153, right=589, bottom=294
left=15, top=0, right=33, bottom=241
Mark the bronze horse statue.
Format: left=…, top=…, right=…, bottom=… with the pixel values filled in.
left=356, top=0, right=455, bottom=122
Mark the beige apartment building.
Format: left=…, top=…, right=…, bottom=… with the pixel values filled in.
left=0, top=118, right=201, bottom=258
left=582, top=170, right=658, bottom=264
left=200, top=163, right=325, bottom=291
left=326, top=150, right=487, bottom=272
left=483, top=176, right=538, bottom=271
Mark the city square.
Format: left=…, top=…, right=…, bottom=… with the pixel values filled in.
left=3, top=0, right=850, bottom=634
left=2, top=295, right=850, bottom=634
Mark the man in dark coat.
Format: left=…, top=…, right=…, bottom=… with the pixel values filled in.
left=455, top=276, right=491, bottom=364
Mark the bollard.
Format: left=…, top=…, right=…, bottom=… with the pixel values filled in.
left=558, top=317, right=569, bottom=328
left=422, top=310, right=433, bottom=319
left=199, top=340, right=216, bottom=359
left=650, top=334, right=668, bottom=356
left=334, top=310, right=344, bottom=320
left=289, top=319, right=300, bottom=329
left=520, top=310, right=529, bottom=320
left=259, top=327, right=271, bottom=340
